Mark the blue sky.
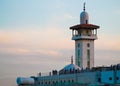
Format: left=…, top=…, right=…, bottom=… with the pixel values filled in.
left=0, top=0, right=120, bottom=86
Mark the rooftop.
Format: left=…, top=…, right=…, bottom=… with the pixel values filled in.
left=70, top=24, right=100, bottom=30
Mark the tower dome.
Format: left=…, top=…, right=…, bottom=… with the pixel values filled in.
left=59, top=57, right=81, bottom=75
left=80, top=3, right=89, bottom=24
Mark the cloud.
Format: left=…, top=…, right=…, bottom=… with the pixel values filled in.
left=0, top=26, right=74, bottom=57
left=95, top=34, right=120, bottom=50
left=95, top=49, right=120, bottom=66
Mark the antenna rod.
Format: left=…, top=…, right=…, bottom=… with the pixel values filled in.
left=71, top=56, right=73, bottom=64
left=83, top=2, right=86, bottom=11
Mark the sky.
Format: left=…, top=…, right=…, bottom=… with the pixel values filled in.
left=0, top=0, right=120, bottom=86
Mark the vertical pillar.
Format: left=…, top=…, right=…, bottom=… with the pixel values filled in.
left=72, top=30, right=74, bottom=36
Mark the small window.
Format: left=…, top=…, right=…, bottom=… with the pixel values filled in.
left=45, top=81, right=47, bottom=84
left=41, top=82, right=43, bottom=84
left=98, top=78, right=101, bottom=82
left=87, top=61, right=90, bottom=68
left=78, top=49, right=80, bottom=56
left=53, top=81, right=55, bottom=84
left=109, top=77, right=112, bottom=80
left=78, top=43, right=80, bottom=48
left=116, top=77, right=119, bottom=80
left=72, top=79, right=74, bottom=82
left=87, top=49, right=90, bottom=59
left=68, top=80, right=71, bottom=83
left=87, top=43, right=90, bottom=47
left=86, top=30, right=89, bottom=35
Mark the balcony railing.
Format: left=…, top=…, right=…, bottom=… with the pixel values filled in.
left=72, top=34, right=97, bottom=40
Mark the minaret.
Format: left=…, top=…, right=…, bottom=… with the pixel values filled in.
left=69, top=3, right=100, bottom=69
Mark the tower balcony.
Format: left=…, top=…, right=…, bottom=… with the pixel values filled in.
left=72, top=34, right=97, bottom=40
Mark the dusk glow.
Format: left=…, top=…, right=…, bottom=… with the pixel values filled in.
left=0, top=0, right=120, bottom=86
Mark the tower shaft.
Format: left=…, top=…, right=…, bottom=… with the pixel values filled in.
left=75, top=40, right=94, bottom=69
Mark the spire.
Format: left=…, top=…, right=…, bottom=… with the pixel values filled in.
left=80, top=2, right=89, bottom=24
left=83, top=2, right=86, bottom=11
left=71, top=56, right=73, bottom=64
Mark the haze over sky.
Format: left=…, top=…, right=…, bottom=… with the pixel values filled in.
left=0, top=0, right=120, bottom=86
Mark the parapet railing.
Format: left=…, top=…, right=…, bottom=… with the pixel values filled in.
left=37, top=64, right=120, bottom=77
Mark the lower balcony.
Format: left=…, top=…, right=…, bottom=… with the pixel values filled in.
left=72, top=35, right=97, bottom=40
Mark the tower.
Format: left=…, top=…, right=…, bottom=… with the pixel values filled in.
left=70, top=3, right=100, bottom=69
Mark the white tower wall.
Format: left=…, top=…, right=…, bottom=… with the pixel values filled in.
left=75, top=40, right=94, bottom=69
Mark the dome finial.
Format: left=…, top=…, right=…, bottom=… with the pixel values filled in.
left=80, top=2, right=89, bottom=24
left=83, top=2, right=86, bottom=11
left=71, top=56, right=73, bottom=64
